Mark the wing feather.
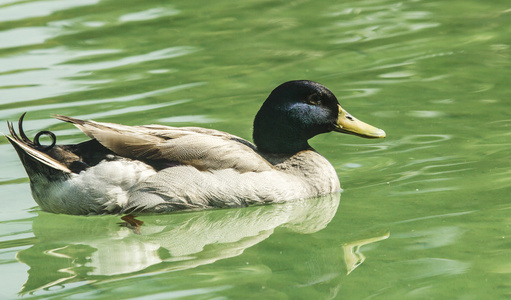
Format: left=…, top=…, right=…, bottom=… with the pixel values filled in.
left=54, top=115, right=273, bottom=173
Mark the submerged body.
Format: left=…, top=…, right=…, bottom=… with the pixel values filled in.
left=6, top=81, right=385, bottom=215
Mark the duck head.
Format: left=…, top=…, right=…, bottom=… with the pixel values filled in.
left=253, top=80, right=385, bottom=153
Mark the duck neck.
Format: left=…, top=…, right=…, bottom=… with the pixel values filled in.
left=253, top=120, right=311, bottom=154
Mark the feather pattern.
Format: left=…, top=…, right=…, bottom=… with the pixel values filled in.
left=54, top=115, right=273, bottom=173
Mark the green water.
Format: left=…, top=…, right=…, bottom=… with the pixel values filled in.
left=1, top=0, right=510, bottom=298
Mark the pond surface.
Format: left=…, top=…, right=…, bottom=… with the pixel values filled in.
left=1, top=0, right=511, bottom=298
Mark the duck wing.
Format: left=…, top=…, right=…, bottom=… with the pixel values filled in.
left=54, top=115, right=273, bottom=173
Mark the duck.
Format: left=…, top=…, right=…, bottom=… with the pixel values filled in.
left=6, top=80, right=385, bottom=215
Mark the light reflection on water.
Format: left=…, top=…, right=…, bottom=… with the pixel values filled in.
left=0, top=0, right=99, bottom=23
left=15, top=194, right=379, bottom=296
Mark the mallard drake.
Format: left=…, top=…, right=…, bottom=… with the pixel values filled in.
left=6, top=80, right=385, bottom=215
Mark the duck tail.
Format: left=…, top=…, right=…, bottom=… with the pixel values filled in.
left=6, top=113, right=72, bottom=180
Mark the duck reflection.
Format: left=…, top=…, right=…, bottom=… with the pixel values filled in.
left=16, top=193, right=388, bottom=296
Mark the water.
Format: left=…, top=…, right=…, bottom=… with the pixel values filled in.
left=1, top=0, right=510, bottom=298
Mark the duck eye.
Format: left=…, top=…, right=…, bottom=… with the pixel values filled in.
left=306, top=95, right=321, bottom=105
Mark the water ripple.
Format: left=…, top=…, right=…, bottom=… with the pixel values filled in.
left=402, top=258, right=470, bottom=279
left=0, top=27, right=57, bottom=49
left=0, top=46, right=196, bottom=104
left=160, top=115, right=220, bottom=124
left=66, top=46, right=197, bottom=72
left=119, top=7, right=180, bottom=23
left=398, top=134, right=451, bottom=145
left=0, top=83, right=203, bottom=119
left=0, top=0, right=99, bottom=22
left=378, top=71, right=415, bottom=78
left=396, top=226, right=468, bottom=250
left=326, top=1, right=440, bottom=44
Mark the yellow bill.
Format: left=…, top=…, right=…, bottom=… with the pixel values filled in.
left=332, top=104, right=386, bottom=139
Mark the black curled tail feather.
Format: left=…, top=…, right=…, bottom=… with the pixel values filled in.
left=6, top=113, right=72, bottom=180
left=9, top=113, right=57, bottom=150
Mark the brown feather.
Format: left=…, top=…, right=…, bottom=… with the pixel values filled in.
left=53, top=115, right=273, bottom=173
